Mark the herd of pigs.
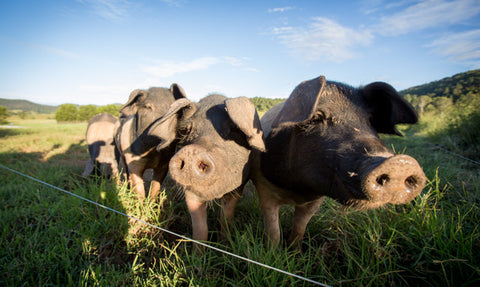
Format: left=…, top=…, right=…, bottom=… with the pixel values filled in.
left=82, top=75, right=426, bottom=249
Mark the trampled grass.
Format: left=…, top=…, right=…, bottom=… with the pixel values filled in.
left=1, top=119, right=479, bottom=286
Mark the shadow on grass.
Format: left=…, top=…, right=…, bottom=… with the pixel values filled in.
left=0, top=140, right=136, bottom=284
left=0, top=127, right=33, bottom=138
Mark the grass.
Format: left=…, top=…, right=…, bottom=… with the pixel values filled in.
left=1, top=118, right=479, bottom=286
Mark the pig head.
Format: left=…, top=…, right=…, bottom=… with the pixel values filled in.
left=116, top=84, right=187, bottom=200
left=149, top=94, right=265, bottom=244
left=252, top=75, right=426, bottom=248
left=83, top=113, right=120, bottom=178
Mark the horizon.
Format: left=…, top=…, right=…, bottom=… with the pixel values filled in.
left=1, top=0, right=479, bottom=106
left=0, top=68, right=477, bottom=108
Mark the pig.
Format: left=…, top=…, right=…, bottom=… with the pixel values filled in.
left=82, top=113, right=120, bottom=178
left=115, top=84, right=187, bottom=200
left=252, top=75, right=426, bottom=248
left=148, top=94, right=265, bottom=243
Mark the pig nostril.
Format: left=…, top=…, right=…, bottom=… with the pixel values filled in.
left=197, top=161, right=208, bottom=172
left=376, top=174, right=390, bottom=186
left=179, top=160, right=185, bottom=170
left=405, top=175, right=418, bottom=190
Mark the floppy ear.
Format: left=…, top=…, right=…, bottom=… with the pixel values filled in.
left=119, top=89, right=144, bottom=117
left=170, top=83, right=187, bottom=100
left=225, top=97, right=265, bottom=152
left=272, top=76, right=326, bottom=128
left=362, top=82, right=418, bottom=136
left=148, top=98, right=196, bottom=151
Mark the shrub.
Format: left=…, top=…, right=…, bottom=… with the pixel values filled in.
left=0, top=106, right=8, bottom=124
left=55, top=104, right=78, bottom=122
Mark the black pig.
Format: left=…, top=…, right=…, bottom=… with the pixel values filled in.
left=252, top=76, right=426, bottom=248
left=82, top=113, right=120, bottom=178
left=116, top=84, right=187, bottom=200
left=149, top=94, right=265, bottom=243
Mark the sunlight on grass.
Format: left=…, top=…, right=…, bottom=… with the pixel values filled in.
left=1, top=116, right=479, bottom=286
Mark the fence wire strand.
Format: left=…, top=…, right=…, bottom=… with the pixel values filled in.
left=433, top=145, right=480, bottom=166
left=0, top=163, right=330, bottom=287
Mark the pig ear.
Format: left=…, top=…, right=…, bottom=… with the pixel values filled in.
left=363, top=82, right=418, bottom=136
left=119, top=89, right=143, bottom=117
left=148, top=98, right=196, bottom=151
left=225, top=97, right=266, bottom=152
left=170, top=83, right=187, bottom=100
left=272, top=76, right=326, bottom=128
left=161, top=98, right=196, bottom=122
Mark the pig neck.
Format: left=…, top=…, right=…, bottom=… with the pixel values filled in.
left=129, top=115, right=156, bottom=156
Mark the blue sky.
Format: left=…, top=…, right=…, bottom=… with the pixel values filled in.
left=1, top=0, right=479, bottom=105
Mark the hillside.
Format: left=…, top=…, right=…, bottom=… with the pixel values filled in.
left=0, top=98, right=58, bottom=114
left=1, top=69, right=478, bottom=115
left=400, top=69, right=480, bottom=102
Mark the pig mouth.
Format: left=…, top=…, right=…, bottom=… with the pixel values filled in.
left=179, top=183, right=243, bottom=202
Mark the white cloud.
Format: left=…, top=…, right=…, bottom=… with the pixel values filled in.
left=268, top=7, right=294, bottom=13
left=142, top=56, right=256, bottom=78
left=427, top=29, right=480, bottom=67
left=143, top=57, right=220, bottom=78
left=272, top=17, right=373, bottom=62
left=376, top=0, right=480, bottom=36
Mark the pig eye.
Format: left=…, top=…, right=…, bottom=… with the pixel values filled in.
left=178, top=122, right=194, bottom=142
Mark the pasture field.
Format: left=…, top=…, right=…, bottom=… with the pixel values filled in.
left=0, top=118, right=479, bottom=286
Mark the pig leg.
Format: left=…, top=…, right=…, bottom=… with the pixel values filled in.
left=288, top=197, right=325, bottom=250
left=149, top=163, right=169, bottom=199
left=256, top=185, right=283, bottom=248
left=185, top=192, right=208, bottom=252
left=220, top=190, right=242, bottom=240
left=127, top=164, right=146, bottom=200
left=82, top=159, right=95, bottom=177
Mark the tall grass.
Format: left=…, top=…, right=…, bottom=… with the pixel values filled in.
left=1, top=119, right=479, bottom=286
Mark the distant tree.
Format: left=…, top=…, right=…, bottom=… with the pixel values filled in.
left=55, top=104, right=78, bottom=122
left=97, top=104, right=122, bottom=117
left=403, top=94, right=413, bottom=104
left=250, top=97, right=285, bottom=114
left=451, top=83, right=465, bottom=101
left=413, top=95, right=433, bottom=116
left=77, top=105, right=98, bottom=121
left=432, top=97, right=453, bottom=111
left=0, top=105, right=8, bottom=124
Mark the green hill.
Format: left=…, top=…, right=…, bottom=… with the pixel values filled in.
left=400, top=69, right=480, bottom=101
left=0, top=98, right=58, bottom=114
left=399, top=69, right=480, bottom=117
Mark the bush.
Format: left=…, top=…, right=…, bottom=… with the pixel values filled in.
left=442, top=110, right=480, bottom=161
left=0, top=106, right=8, bottom=124
left=77, top=105, right=98, bottom=122
left=55, top=104, right=78, bottom=122
left=97, top=104, right=121, bottom=117
left=54, top=104, right=121, bottom=122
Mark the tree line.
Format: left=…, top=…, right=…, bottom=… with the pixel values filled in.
left=54, top=104, right=122, bottom=122
left=401, top=69, right=480, bottom=117
left=53, top=97, right=286, bottom=123
left=402, top=69, right=480, bottom=161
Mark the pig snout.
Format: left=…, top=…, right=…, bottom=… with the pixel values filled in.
left=362, top=154, right=426, bottom=205
left=169, top=144, right=217, bottom=186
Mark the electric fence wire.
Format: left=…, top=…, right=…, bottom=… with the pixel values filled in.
left=0, top=163, right=331, bottom=287
left=433, top=145, right=480, bottom=166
